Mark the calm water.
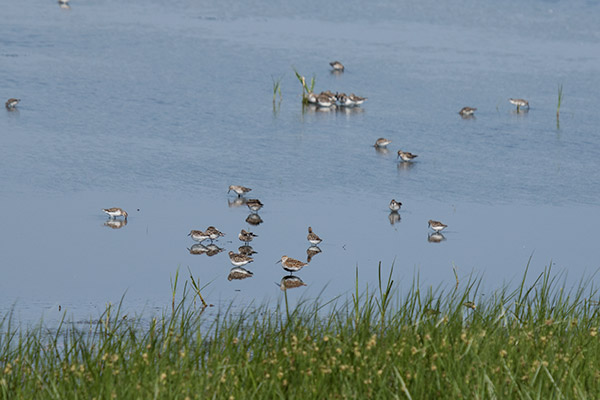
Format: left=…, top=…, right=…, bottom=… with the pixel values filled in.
left=1, top=0, right=599, bottom=325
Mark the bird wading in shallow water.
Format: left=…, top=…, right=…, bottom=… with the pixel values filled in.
left=228, top=185, right=252, bottom=197
left=397, top=150, right=418, bottom=162
left=102, top=207, right=128, bottom=219
left=5, top=98, right=20, bottom=109
left=389, top=199, right=402, bottom=212
left=509, top=98, right=529, bottom=112
left=307, top=227, right=322, bottom=246
left=458, top=107, right=477, bottom=116
left=428, top=220, right=448, bottom=232
left=277, top=256, right=308, bottom=274
left=329, top=61, right=344, bottom=71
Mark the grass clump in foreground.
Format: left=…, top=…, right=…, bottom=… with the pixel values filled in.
left=1, top=263, right=599, bottom=399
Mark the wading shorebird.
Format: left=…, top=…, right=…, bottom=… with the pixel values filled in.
left=102, top=207, right=128, bottom=219
left=238, top=229, right=258, bottom=244
left=428, top=220, right=448, bottom=233
left=509, top=98, right=529, bottom=112
left=316, top=93, right=334, bottom=108
left=188, top=230, right=209, bottom=242
left=348, top=93, right=366, bottom=105
left=397, top=150, right=418, bottom=162
left=329, top=61, right=344, bottom=71
left=374, top=138, right=392, bottom=148
left=277, top=256, right=308, bottom=274
left=5, top=98, right=20, bottom=109
left=307, top=227, right=322, bottom=246
left=205, top=226, right=225, bottom=241
left=389, top=199, right=402, bottom=212
left=458, top=107, right=477, bottom=116
left=228, top=185, right=252, bottom=197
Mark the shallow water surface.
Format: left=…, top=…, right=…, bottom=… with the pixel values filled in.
left=1, top=0, right=599, bottom=325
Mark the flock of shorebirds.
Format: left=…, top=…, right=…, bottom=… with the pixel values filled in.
left=319, top=60, right=530, bottom=242
left=101, top=184, right=322, bottom=291
left=9, top=58, right=532, bottom=289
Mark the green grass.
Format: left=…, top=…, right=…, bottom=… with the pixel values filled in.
left=556, top=84, right=564, bottom=129
left=1, top=262, right=599, bottom=399
left=557, top=84, right=564, bottom=116
left=293, top=67, right=315, bottom=104
left=271, top=75, right=283, bottom=104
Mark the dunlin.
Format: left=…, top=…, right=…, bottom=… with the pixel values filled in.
left=336, top=93, right=355, bottom=107
left=277, top=256, right=308, bottom=274
left=188, top=230, right=209, bottom=242
left=228, top=185, right=252, bottom=197
left=205, top=226, right=225, bottom=241
left=458, top=107, right=477, bottom=116
left=329, top=61, right=344, bottom=71
left=280, top=275, right=307, bottom=290
left=5, top=98, right=20, bottom=109
left=397, top=150, right=418, bottom=162
left=306, top=91, right=318, bottom=104
left=307, top=227, right=322, bottom=246
left=102, top=207, right=128, bottom=219
left=246, top=199, right=263, bottom=212
left=316, top=93, right=333, bottom=108
left=348, top=93, right=366, bottom=105
left=374, top=138, right=392, bottom=148
left=428, top=220, right=447, bottom=232
left=509, top=98, right=529, bottom=111
left=239, top=229, right=258, bottom=243
left=228, top=251, right=254, bottom=267
left=228, top=267, right=254, bottom=281
left=389, top=199, right=402, bottom=212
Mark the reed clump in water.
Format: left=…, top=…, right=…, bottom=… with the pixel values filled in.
left=1, top=262, right=599, bottom=398
left=293, top=67, right=315, bottom=104
left=272, top=75, right=283, bottom=104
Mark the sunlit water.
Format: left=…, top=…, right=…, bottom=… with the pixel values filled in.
left=1, top=0, right=599, bottom=326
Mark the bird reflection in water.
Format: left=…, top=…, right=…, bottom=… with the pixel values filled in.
left=375, top=146, right=390, bottom=156
left=104, top=218, right=127, bottom=229
left=228, top=267, right=254, bottom=281
left=428, top=233, right=446, bottom=243
left=306, top=246, right=322, bottom=263
left=280, top=275, right=307, bottom=291
left=188, top=244, right=208, bottom=255
left=388, top=211, right=401, bottom=226
left=246, top=213, right=263, bottom=226
left=228, top=197, right=247, bottom=208
left=58, top=0, right=70, bottom=9
left=205, top=244, right=225, bottom=256
left=238, top=245, right=257, bottom=256
left=397, top=161, right=416, bottom=173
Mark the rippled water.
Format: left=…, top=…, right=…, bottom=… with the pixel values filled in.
left=1, top=0, right=599, bottom=325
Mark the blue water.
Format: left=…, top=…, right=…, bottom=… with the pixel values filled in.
left=1, top=0, right=599, bottom=325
